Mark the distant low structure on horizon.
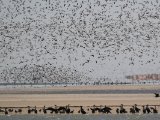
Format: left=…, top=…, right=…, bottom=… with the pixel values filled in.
left=126, top=74, right=160, bottom=81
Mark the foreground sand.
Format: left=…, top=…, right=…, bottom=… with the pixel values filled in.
left=0, top=85, right=160, bottom=114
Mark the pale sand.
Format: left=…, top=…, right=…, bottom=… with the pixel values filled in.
left=0, top=94, right=159, bottom=107
left=0, top=85, right=159, bottom=114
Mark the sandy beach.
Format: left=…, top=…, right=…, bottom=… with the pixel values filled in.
left=0, top=85, right=160, bottom=114
left=0, top=94, right=159, bottom=107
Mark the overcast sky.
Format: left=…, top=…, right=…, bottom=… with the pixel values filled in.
left=0, top=0, right=160, bottom=83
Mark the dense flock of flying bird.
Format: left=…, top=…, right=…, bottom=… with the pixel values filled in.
left=0, top=0, right=160, bottom=84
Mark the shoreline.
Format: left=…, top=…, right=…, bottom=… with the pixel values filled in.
left=0, top=84, right=159, bottom=94
left=0, top=84, right=160, bottom=91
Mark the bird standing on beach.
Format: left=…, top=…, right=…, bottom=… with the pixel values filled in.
left=119, top=104, right=127, bottom=113
left=101, top=105, right=112, bottom=114
left=130, top=106, right=135, bottom=114
left=43, top=106, right=47, bottom=114
left=78, top=106, right=87, bottom=114
left=154, top=93, right=160, bottom=97
left=142, top=105, right=146, bottom=114
left=134, top=104, right=140, bottom=113
left=116, top=108, right=119, bottom=114
left=146, top=105, right=151, bottom=113
left=28, top=106, right=31, bottom=114
left=5, top=108, right=8, bottom=115
left=150, top=106, right=158, bottom=113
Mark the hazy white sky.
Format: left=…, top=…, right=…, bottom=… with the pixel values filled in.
left=0, top=0, right=160, bottom=83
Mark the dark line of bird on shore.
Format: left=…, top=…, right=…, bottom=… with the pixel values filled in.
left=0, top=104, right=159, bottom=115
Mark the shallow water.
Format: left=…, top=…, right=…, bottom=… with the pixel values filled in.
left=0, top=114, right=160, bottom=120
left=1, top=89, right=160, bottom=94
left=31, top=89, right=160, bottom=94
